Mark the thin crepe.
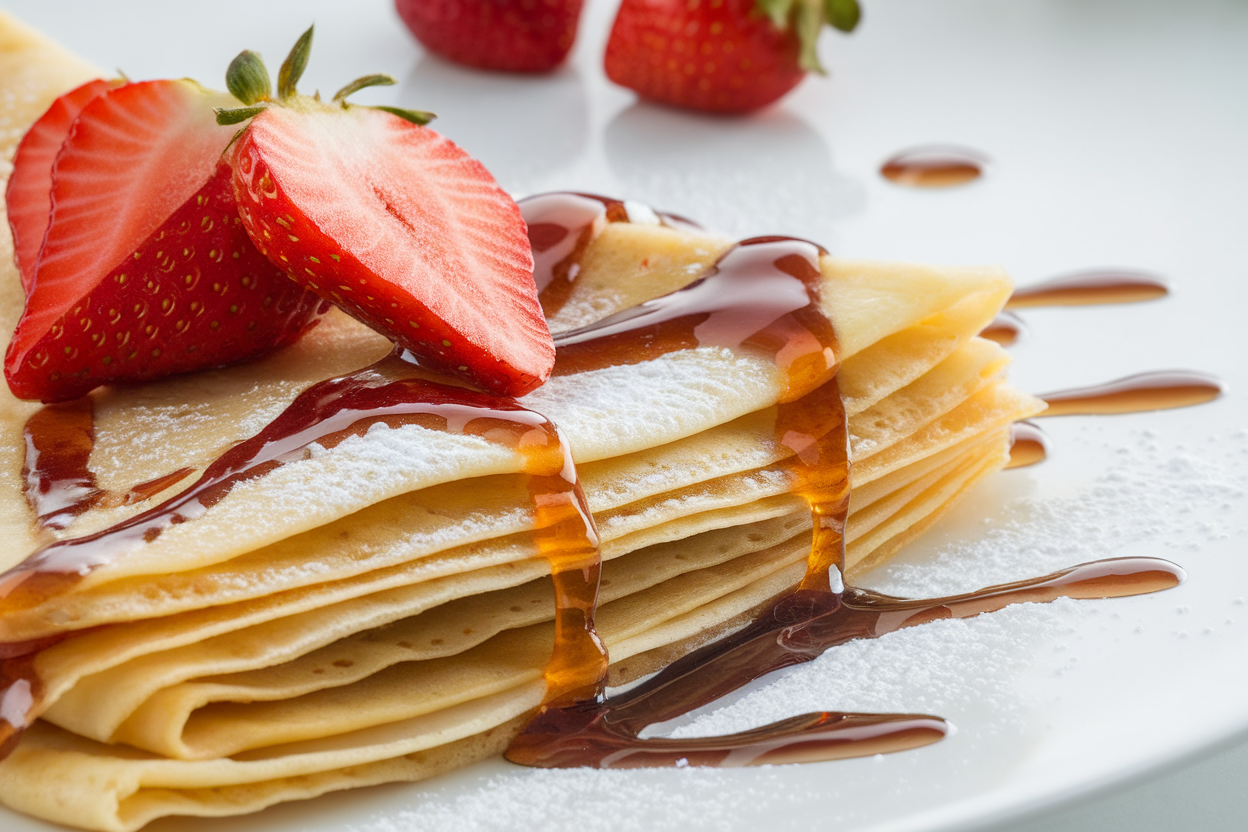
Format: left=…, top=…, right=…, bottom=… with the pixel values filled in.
left=0, top=14, right=1042, bottom=831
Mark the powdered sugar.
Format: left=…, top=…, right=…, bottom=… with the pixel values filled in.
left=867, top=427, right=1248, bottom=599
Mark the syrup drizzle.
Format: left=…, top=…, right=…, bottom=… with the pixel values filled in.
left=1038, top=370, right=1223, bottom=417
left=1009, top=270, right=1168, bottom=309
left=0, top=352, right=610, bottom=752
left=1006, top=422, right=1048, bottom=470
left=522, top=192, right=695, bottom=321
left=509, top=201, right=1184, bottom=768
left=880, top=146, right=988, bottom=188
left=980, top=310, right=1025, bottom=346
left=21, top=397, right=194, bottom=531
left=0, top=193, right=1205, bottom=772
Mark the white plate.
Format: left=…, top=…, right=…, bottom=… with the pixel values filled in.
left=3, top=1, right=1247, bottom=830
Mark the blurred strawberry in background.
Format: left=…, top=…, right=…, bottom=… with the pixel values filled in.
left=605, top=0, right=861, bottom=113
left=396, top=0, right=585, bottom=72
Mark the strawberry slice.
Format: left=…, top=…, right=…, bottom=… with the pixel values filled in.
left=5, top=77, right=120, bottom=292
left=4, top=79, right=327, bottom=403
left=225, top=31, right=553, bottom=397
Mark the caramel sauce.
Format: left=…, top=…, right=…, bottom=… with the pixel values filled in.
left=521, top=192, right=695, bottom=320
left=21, top=398, right=195, bottom=530
left=21, top=398, right=102, bottom=530
left=0, top=192, right=1205, bottom=772
left=1009, top=270, right=1168, bottom=309
left=1006, top=422, right=1048, bottom=469
left=980, top=310, right=1025, bottom=346
left=880, top=146, right=988, bottom=188
left=509, top=557, right=1181, bottom=768
left=1039, top=370, right=1223, bottom=417
left=0, top=349, right=610, bottom=757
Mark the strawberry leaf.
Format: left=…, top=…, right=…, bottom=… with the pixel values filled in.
left=796, top=0, right=826, bottom=73
left=226, top=50, right=271, bottom=105
left=757, top=0, right=796, bottom=28
left=369, top=105, right=437, bottom=126
left=332, top=74, right=396, bottom=103
left=278, top=26, right=314, bottom=100
left=215, top=105, right=268, bottom=126
left=825, top=0, right=861, bottom=32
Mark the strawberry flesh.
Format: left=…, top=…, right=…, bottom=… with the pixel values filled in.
left=395, top=0, right=584, bottom=73
left=231, top=102, right=553, bottom=397
left=605, top=0, right=806, bottom=113
left=5, top=80, right=327, bottom=403
left=6, top=78, right=119, bottom=292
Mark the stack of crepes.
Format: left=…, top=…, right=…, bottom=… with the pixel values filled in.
left=0, top=13, right=1043, bottom=832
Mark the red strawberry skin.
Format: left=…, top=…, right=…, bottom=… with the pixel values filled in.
left=605, top=0, right=806, bottom=113
left=395, top=0, right=584, bottom=73
left=6, top=77, right=120, bottom=292
left=4, top=80, right=328, bottom=403
left=230, top=103, right=553, bottom=397
left=5, top=161, right=327, bottom=402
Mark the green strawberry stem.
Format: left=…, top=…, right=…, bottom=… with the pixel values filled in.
left=215, top=26, right=436, bottom=127
left=226, top=50, right=270, bottom=104
left=756, top=0, right=862, bottom=74
left=277, top=26, right=313, bottom=99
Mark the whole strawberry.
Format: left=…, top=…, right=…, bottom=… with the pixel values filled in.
left=605, top=0, right=861, bottom=113
left=219, top=28, right=554, bottom=397
left=5, top=79, right=327, bottom=403
left=395, top=0, right=584, bottom=73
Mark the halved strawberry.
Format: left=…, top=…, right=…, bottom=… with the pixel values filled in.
left=6, top=77, right=120, bottom=292
left=224, top=31, right=553, bottom=397
left=4, top=79, right=327, bottom=403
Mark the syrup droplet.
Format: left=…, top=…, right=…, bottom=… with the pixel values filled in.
left=1039, top=370, right=1223, bottom=417
left=880, top=146, right=988, bottom=188
left=1006, top=421, right=1048, bottom=469
left=1009, top=270, right=1168, bottom=308
left=980, top=310, right=1025, bottom=346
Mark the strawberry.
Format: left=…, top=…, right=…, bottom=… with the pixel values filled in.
left=604, top=0, right=861, bottom=113
left=6, top=77, right=121, bottom=292
left=4, top=79, right=328, bottom=403
left=222, top=29, right=554, bottom=397
left=394, top=0, right=584, bottom=73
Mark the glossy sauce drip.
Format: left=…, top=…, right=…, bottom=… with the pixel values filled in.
left=554, top=236, right=837, bottom=400
left=0, top=191, right=1208, bottom=773
left=512, top=200, right=1189, bottom=768
left=1039, top=370, right=1223, bottom=417
left=509, top=556, right=1181, bottom=768
left=0, top=350, right=607, bottom=750
left=1009, top=270, right=1168, bottom=308
left=516, top=232, right=947, bottom=767
left=21, top=398, right=194, bottom=530
left=880, top=146, right=988, bottom=188
left=1006, top=422, right=1048, bottom=469
left=524, top=426, right=609, bottom=706
left=520, top=192, right=695, bottom=321
left=980, top=310, right=1025, bottom=346
left=21, top=398, right=102, bottom=530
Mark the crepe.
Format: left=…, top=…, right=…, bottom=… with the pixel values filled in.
left=0, top=13, right=1042, bottom=831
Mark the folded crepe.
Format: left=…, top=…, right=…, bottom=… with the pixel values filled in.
left=0, top=13, right=1042, bottom=832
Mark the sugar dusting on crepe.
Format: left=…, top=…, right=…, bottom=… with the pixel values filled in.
left=344, top=428, right=1248, bottom=832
